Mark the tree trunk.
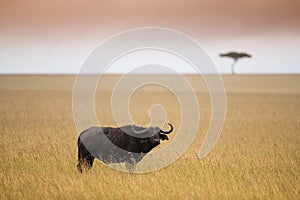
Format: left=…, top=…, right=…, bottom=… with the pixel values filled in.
left=231, top=60, right=237, bottom=75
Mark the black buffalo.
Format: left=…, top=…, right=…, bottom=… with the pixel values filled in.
left=77, top=123, right=173, bottom=172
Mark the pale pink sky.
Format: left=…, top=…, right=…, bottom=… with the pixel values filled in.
left=1, top=0, right=300, bottom=73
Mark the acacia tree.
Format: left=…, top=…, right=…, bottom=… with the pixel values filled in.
left=219, top=52, right=251, bottom=75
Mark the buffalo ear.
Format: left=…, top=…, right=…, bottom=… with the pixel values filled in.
left=160, top=134, right=169, bottom=141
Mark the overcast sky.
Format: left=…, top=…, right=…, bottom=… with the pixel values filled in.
left=1, top=0, right=300, bottom=74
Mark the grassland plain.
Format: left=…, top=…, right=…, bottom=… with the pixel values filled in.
left=0, top=75, right=299, bottom=199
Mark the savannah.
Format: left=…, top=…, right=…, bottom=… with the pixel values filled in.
left=0, top=75, right=299, bottom=199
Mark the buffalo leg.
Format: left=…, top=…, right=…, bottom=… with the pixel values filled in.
left=125, top=155, right=139, bottom=173
left=77, top=137, right=95, bottom=172
left=125, top=162, right=136, bottom=173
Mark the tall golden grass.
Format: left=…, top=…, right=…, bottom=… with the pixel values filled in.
left=0, top=75, right=299, bottom=199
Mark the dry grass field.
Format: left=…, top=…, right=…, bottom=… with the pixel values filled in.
left=0, top=75, right=299, bottom=199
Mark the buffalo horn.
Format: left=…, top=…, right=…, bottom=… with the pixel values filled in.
left=160, top=123, right=173, bottom=134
